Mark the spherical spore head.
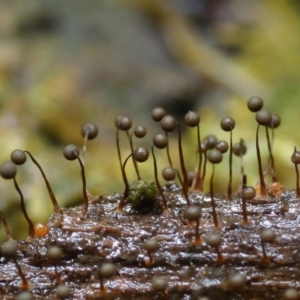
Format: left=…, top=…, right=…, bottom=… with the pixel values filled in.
left=152, top=276, right=168, bottom=291
left=260, top=228, right=276, bottom=243
left=184, top=111, right=200, bottom=127
left=206, top=232, right=222, bottom=247
left=0, top=161, right=17, bottom=179
left=133, top=146, right=149, bottom=163
left=63, top=144, right=79, bottom=161
left=162, top=167, right=176, bottom=181
left=115, top=115, right=132, bottom=131
left=134, top=125, right=147, bottom=138
left=247, top=96, right=264, bottom=112
left=255, top=110, right=272, bottom=126
left=184, top=205, right=201, bottom=221
left=16, top=291, right=34, bottom=300
left=46, top=246, right=63, bottom=261
left=269, top=113, right=281, bottom=129
left=1, top=241, right=17, bottom=258
left=160, top=115, right=176, bottom=132
left=216, top=140, right=229, bottom=154
left=291, top=147, right=300, bottom=165
left=11, top=149, right=27, bottom=165
left=56, top=284, right=71, bottom=299
left=128, top=180, right=158, bottom=209
left=151, top=107, right=166, bottom=122
left=99, top=263, right=116, bottom=278
left=220, top=117, right=235, bottom=132
left=208, top=149, right=223, bottom=164
left=283, top=288, right=299, bottom=300
left=143, top=238, right=159, bottom=252
left=242, top=186, right=256, bottom=200
left=153, top=132, right=168, bottom=149
left=81, top=122, right=98, bottom=140
left=227, top=273, right=247, bottom=290
left=233, top=140, right=247, bottom=156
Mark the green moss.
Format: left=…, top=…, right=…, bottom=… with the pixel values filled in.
left=128, top=180, right=158, bottom=209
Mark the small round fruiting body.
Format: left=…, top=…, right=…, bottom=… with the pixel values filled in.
left=184, top=205, right=201, bottom=221
left=143, top=238, right=159, bottom=252
left=134, top=125, right=147, bottom=138
left=99, top=263, right=116, bottom=278
left=0, top=161, right=17, bottom=179
left=162, top=167, right=176, bottom=181
left=34, top=223, right=49, bottom=237
left=63, top=144, right=79, bottom=161
left=151, top=107, right=166, bottom=122
left=206, top=232, right=222, bottom=247
left=260, top=228, right=276, bottom=243
left=160, top=115, right=176, bottom=132
left=153, top=133, right=168, bottom=149
left=1, top=241, right=17, bottom=258
left=216, top=140, right=229, bottom=153
left=115, top=115, right=132, bottom=131
left=133, top=146, right=149, bottom=163
left=242, top=186, right=256, bottom=200
left=227, top=273, right=246, bottom=290
left=256, top=110, right=272, bottom=126
left=208, top=149, right=223, bottom=164
left=56, top=284, right=71, bottom=299
left=220, top=117, right=235, bottom=132
left=11, top=149, right=27, bottom=165
left=184, top=111, right=200, bottom=127
left=152, top=276, right=168, bottom=291
left=247, top=96, right=264, bottom=112
left=81, top=123, right=98, bottom=140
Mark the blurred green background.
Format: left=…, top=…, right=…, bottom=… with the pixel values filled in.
left=0, top=0, right=299, bottom=241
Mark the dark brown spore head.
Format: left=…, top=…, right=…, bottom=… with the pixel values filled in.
left=206, top=232, right=222, bottom=247
left=208, top=149, right=223, bottom=164
left=11, top=149, right=27, bottom=165
left=260, top=228, right=276, bottom=243
left=46, top=246, right=63, bottom=261
left=134, top=125, right=147, bottom=138
left=151, top=107, right=166, bottom=122
left=220, top=117, right=235, bottom=132
left=99, top=263, right=116, bottom=278
left=160, top=115, right=176, bottom=132
left=291, top=147, right=300, bottom=164
left=63, top=144, right=79, bottom=161
left=184, top=205, right=201, bottom=221
left=269, top=113, right=281, bottom=129
left=283, top=288, right=299, bottom=300
left=242, top=186, right=256, bottom=200
left=1, top=241, right=17, bottom=258
left=184, top=111, right=200, bottom=127
left=247, top=96, right=264, bottom=112
left=133, top=146, right=149, bottom=163
left=153, top=132, right=168, bottom=149
left=16, top=291, right=34, bottom=300
left=227, top=273, right=247, bottom=290
left=233, top=140, right=247, bottom=156
left=115, top=115, right=132, bottom=131
left=81, top=122, right=98, bottom=140
left=216, top=140, right=229, bottom=153
left=143, top=238, right=159, bottom=252
left=255, top=110, right=272, bottom=126
left=162, top=167, right=176, bottom=181
left=152, top=276, right=168, bottom=291
left=204, top=135, right=217, bottom=150
left=0, top=161, right=17, bottom=179
left=56, top=284, right=71, bottom=299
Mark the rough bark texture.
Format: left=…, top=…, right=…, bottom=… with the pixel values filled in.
left=0, top=183, right=298, bottom=299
